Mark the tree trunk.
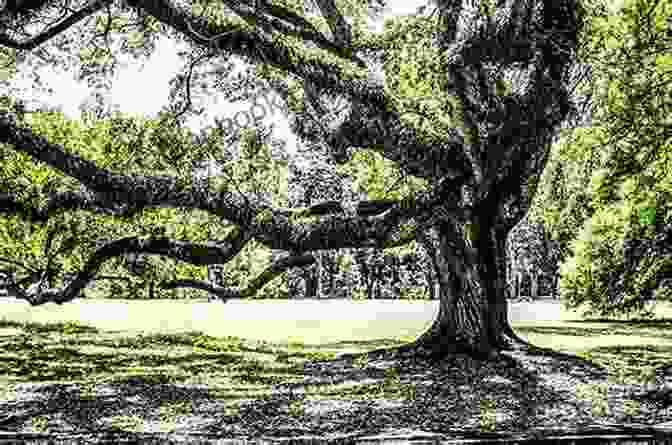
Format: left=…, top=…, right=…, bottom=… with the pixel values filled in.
left=369, top=273, right=377, bottom=300
left=531, top=269, right=539, bottom=300
left=386, top=216, right=530, bottom=361
left=305, top=267, right=318, bottom=299
left=315, top=252, right=323, bottom=299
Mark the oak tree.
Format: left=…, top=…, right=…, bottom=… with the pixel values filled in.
left=0, top=0, right=587, bottom=360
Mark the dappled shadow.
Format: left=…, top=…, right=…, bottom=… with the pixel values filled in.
left=514, top=343, right=610, bottom=377
left=587, top=344, right=672, bottom=380
left=0, top=318, right=313, bottom=440
left=0, top=376, right=254, bottom=436
left=1, top=316, right=671, bottom=442
left=234, top=342, right=667, bottom=439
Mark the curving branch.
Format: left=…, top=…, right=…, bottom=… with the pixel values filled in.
left=0, top=109, right=449, bottom=251
left=157, top=278, right=239, bottom=301
left=0, top=0, right=113, bottom=50
left=0, top=0, right=581, bottom=307
left=1, top=0, right=579, bottom=195
left=130, top=0, right=460, bottom=179
left=1, top=232, right=254, bottom=304
left=1, top=0, right=476, bottom=183
left=0, top=189, right=140, bottom=223
left=159, top=252, right=316, bottom=301
left=3, top=232, right=317, bottom=305
left=226, top=0, right=366, bottom=68
left=0, top=183, right=437, bottom=305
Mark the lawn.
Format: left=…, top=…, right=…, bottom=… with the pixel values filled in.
left=0, top=296, right=671, bottom=439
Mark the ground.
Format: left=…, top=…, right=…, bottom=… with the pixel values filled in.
left=0, top=309, right=671, bottom=443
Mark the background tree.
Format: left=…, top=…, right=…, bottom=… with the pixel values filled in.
left=527, top=0, right=672, bottom=318
left=1, top=0, right=586, bottom=361
left=506, top=217, right=561, bottom=300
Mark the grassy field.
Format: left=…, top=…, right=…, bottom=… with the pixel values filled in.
left=0, top=297, right=670, bottom=436
left=512, top=300, right=672, bottom=384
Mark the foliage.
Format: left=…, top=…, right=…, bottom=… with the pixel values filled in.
left=380, top=15, right=465, bottom=145
left=528, top=0, right=672, bottom=317
left=0, top=110, right=294, bottom=299
left=399, top=286, right=431, bottom=300
left=335, top=253, right=354, bottom=274
left=335, top=150, right=430, bottom=259
left=335, top=149, right=431, bottom=202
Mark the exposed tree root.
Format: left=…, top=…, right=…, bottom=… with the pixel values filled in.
left=335, top=325, right=534, bottom=368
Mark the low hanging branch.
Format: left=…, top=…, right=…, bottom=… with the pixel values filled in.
left=159, top=253, right=316, bottom=301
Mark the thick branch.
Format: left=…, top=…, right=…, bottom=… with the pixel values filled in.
left=312, top=0, right=353, bottom=53
left=134, top=0, right=383, bottom=107
left=134, top=0, right=474, bottom=181
left=0, top=190, right=142, bottom=223
left=2, top=233, right=254, bottom=305
left=0, top=113, right=265, bottom=226
left=227, top=0, right=366, bottom=68
left=0, top=108, right=471, bottom=288
left=0, top=189, right=461, bottom=306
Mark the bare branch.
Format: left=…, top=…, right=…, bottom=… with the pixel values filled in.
left=157, top=278, right=239, bottom=300
left=159, top=252, right=317, bottom=301
left=172, top=50, right=216, bottom=120
left=0, top=0, right=112, bottom=50
left=0, top=114, right=265, bottom=225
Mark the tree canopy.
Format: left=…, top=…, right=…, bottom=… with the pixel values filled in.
left=0, top=0, right=603, bottom=358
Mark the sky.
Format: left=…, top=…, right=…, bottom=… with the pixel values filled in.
left=14, top=0, right=430, bottom=171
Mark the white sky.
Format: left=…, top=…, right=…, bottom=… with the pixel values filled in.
left=17, top=0, right=429, bottom=166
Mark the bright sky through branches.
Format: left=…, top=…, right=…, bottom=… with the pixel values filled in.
left=13, top=0, right=430, bottom=160
left=9, top=0, right=623, bottom=167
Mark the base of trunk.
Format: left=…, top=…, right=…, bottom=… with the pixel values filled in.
left=338, top=326, right=531, bottom=364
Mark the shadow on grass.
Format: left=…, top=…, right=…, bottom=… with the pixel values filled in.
left=0, top=316, right=671, bottom=443
left=570, top=318, right=672, bottom=327
left=513, top=315, right=672, bottom=394
left=515, top=322, right=672, bottom=339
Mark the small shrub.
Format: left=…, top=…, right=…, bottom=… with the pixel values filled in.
left=399, top=286, right=430, bottom=301
left=31, top=415, right=49, bottom=432
left=62, top=320, right=86, bottom=335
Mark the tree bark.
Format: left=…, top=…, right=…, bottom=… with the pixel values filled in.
left=363, top=213, right=531, bottom=362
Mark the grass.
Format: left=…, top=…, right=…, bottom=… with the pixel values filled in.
left=0, top=296, right=670, bottom=435
left=513, top=300, right=672, bottom=386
